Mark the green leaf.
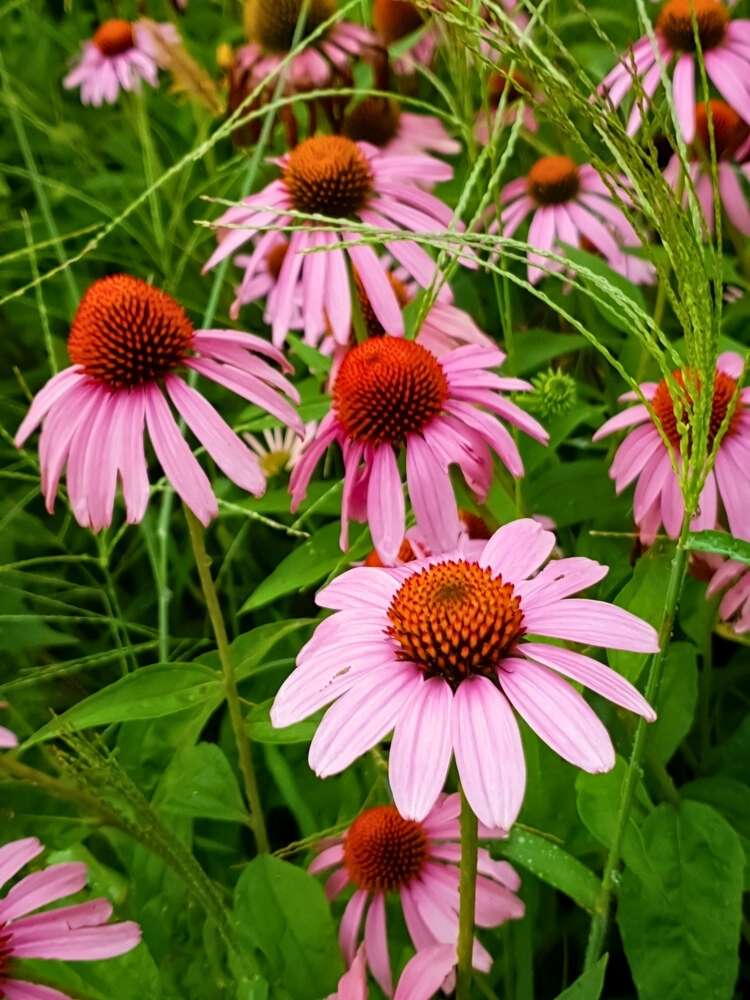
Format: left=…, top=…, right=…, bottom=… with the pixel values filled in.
left=234, top=855, right=342, bottom=999
left=24, top=664, right=222, bottom=747
left=563, top=246, right=647, bottom=335
left=513, top=329, right=587, bottom=376
left=686, top=530, right=750, bottom=564
left=286, top=334, right=332, bottom=373
left=649, top=641, right=698, bottom=763
left=498, top=827, right=600, bottom=913
left=230, top=619, right=315, bottom=682
left=553, top=955, right=608, bottom=1000
left=247, top=698, right=318, bottom=744
left=618, top=801, right=744, bottom=1000
left=683, top=777, right=750, bottom=889
left=576, top=758, right=652, bottom=881
left=528, top=460, right=624, bottom=528
left=240, top=523, right=365, bottom=612
left=608, top=545, right=673, bottom=682
left=154, top=743, right=248, bottom=824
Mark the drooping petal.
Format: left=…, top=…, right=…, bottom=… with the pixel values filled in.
left=393, top=944, right=456, bottom=1000
left=367, top=444, right=406, bottom=565
left=0, top=839, right=43, bottom=893
left=0, top=863, right=87, bottom=923
left=364, top=893, right=392, bottom=996
left=522, top=598, right=659, bottom=652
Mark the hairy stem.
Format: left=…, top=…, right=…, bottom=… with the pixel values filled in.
left=184, top=505, right=269, bottom=853
left=584, top=519, right=690, bottom=967
left=456, top=785, right=479, bottom=1000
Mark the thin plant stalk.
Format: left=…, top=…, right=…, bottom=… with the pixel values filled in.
left=456, top=784, right=479, bottom=1000
left=183, top=504, right=270, bottom=854
left=584, top=515, right=691, bottom=968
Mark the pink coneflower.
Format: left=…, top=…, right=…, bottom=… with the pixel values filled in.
left=311, top=795, right=524, bottom=995
left=0, top=837, right=141, bottom=1000
left=707, top=557, right=750, bottom=632
left=271, top=518, right=657, bottom=828
left=489, top=156, right=654, bottom=285
left=289, top=339, right=548, bottom=563
left=240, top=0, right=374, bottom=93
left=343, top=98, right=460, bottom=161
left=63, top=19, right=177, bottom=106
left=474, top=69, right=540, bottom=143
left=15, top=274, right=301, bottom=530
left=0, top=703, right=16, bottom=749
left=599, top=0, right=750, bottom=142
left=664, top=100, right=750, bottom=236
left=204, top=135, right=463, bottom=346
left=373, top=0, right=440, bottom=75
left=593, top=352, right=750, bottom=543
left=244, top=422, right=318, bottom=477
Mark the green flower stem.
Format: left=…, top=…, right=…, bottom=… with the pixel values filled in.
left=456, top=785, right=479, bottom=1000
left=584, top=519, right=690, bottom=968
left=184, top=505, right=269, bottom=854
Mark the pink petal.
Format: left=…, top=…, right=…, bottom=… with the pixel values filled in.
left=498, top=658, right=615, bottom=772
left=672, top=53, right=696, bottom=142
left=364, top=892, right=392, bottom=996
left=0, top=839, right=43, bottom=892
left=348, top=238, right=404, bottom=336
left=593, top=405, right=650, bottom=441
left=309, top=844, right=344, bottom=875
left=0, top=980, right=73, bottom=1000
left=522, top=598, right=659, bottom=652
left=516, top=557, right=608, bottom=607
left=405, top=433, right=462, bottom=554
left=14, top=367, right=84, bottom=447
left=390, top=677, right=454, bottom=821
left=393, top=944, right=456, bottom=1000
left=144, top=386, right=217, bottom=526
left=316, top=566, right=400, bottom=611
left=115, top=388, right=149, bottom=524
left=521, top=642, right=655, bottom=719
left=0, top=863, right=87, bottom=923
left=479, top=518, right=556, bottom=582
left=11, top=921, right=141, bottom=960
left=339, top=889, right=368, bottom=965
left=451, top=677, right=525, bottom=829
left=367, top=444, right=406, bottom=565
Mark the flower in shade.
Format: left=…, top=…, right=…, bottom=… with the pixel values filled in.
left=373, top=0, right=440, bottom=75
left=474, top=69, right=540, bottom=143
left=593, top=352, right=750, bottom=543
left=599, top=0, right=750, bottom=141
left=0, top=837, right=141, bottom=1000
left=244, top=422, right=318, bottom=477
left=271, top=518, right=658, bottom=829
left=664, top=100, right=750, bottom=236
left=0, top=704, right=16, bottom=750
left=343, top=97, right=460, bottom=162
left=204, top=135, right=463, bottom=346
left=63, top=19, right=177, bottom=106
left=311, top=794, right=524, bottom=995
left=707, top=557, right=750, bottom=633
left=488, top=156, right=654, bottom=285
left=15, top=274, right=302, bottom=530
left=239, top=0, right=374, bottom=93
left=289, top=339, right=548, bottom=563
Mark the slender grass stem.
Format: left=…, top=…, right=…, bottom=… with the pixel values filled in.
left=584, top=518, right=690, bottom=968
left=183, top=505, right=269, bottom=853
left=456, top=785, right=479, bottom=1000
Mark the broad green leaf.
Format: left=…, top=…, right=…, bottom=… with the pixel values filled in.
left=498, top=827, right=600, bottom=913
left=247, top=698, right=318, bottom=744
left=234, top=855, right=342, bottom=999
left=686, top=530, right=750, bottom=564
left=17, top=944, right=162, bottom=1000
left=553, top=955, right=608, bottom=1000
left=231, top=619, right=314, bottom=682
left=608, top=545, right=672, bottom=682
left=649, top=641, right=698, bottom=763
left=240, top=523, right=366, bottom=611
left=618, top=801, right=744, bottom=1000
left=155, top=743, right=248, bottom=824
left=24, top=664, right=222, bottom=747
left=683, top=777, right=750, bottom=889
left=576, top=758, right=652, bottom=881
left=528, top=460, right=625, bottom=529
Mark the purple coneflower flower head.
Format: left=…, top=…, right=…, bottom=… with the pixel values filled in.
left=489, top=156, right=654, bottom=285
left=311, top=794, right=524, bottom=995
left=0, top=703, right=16, bottom=750
left=271, top=518, right=658, bottom=829
left=474, top=69, right=540, bottom=143
left=664, top=99, right=750, bottom=236
left=343, top=97, right=460, bottom=162
left=204, top=135, right=467, bottom=346
left=599, top=0, right=750, bottom=142
left=373, top=0, right=440, bottom=75
left=593, top=352, right=750, bottom=544
left=240, top=0, right=374, bottom=92
left=289, top=339, right=548, bottom=563
left=0, top=837, right=141, bottom=1000
left=15, top=274, right=302, bottom=530
left=707, top=557, right=750, bottom=633
left=63, top=19, right=177, bottom=106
